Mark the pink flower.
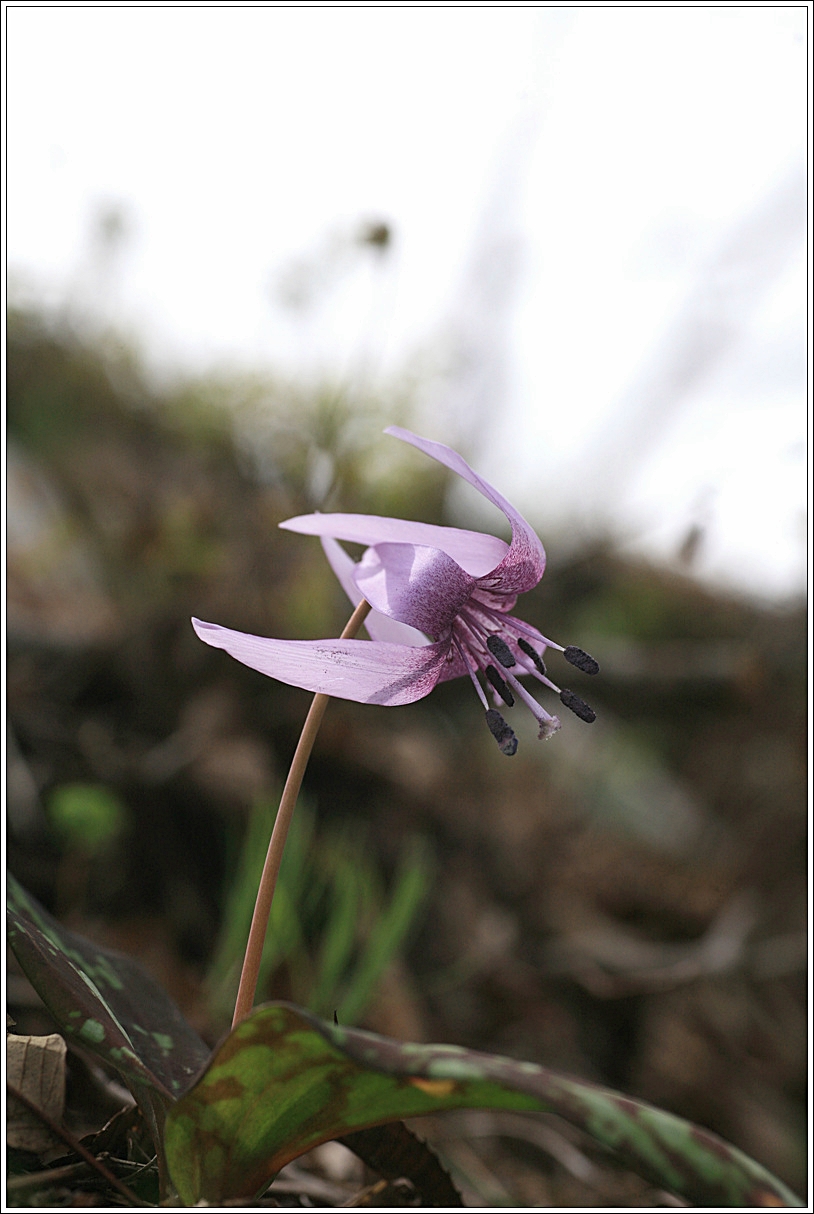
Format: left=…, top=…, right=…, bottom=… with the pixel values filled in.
left=192, top=428, right=598, bottom=754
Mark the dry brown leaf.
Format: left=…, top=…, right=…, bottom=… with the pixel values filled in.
left=6, top=1032, right=67, bottom=1153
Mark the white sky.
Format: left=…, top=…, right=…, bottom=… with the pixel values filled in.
left=6, top=6, right=809, bottom=601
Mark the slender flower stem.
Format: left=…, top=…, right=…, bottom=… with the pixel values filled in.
left=232, top=599, right=371, bottom=1027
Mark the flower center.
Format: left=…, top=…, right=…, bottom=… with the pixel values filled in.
left=450, top=600, right=599, bottom=753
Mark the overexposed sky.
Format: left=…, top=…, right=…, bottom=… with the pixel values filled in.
left=7, top=6, right=809, bottom=600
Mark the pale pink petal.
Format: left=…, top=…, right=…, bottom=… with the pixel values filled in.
left=434, top=647, right=472, bottom=684
left=191, top=618, right=450, bottom=705
left=353, top=543, right=475, bottom=636
left=468, top=586, right=519, bottom=615
left=385, top=426, right=546, bottom=594
left=281, top=512, right=507, bottom=578
left=320, top=538, right=430, bottom=647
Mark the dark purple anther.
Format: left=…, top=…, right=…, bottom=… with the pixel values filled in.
left=564, top=645, right=600, bottom=676
left=559, top=689, right=596, bottom=723
left=485, top=664, right=515, bottom=707
left=486, top=635, right=516, bottom=668
left=518, top=636, right=547, bottom=676
left=485, top=709, right=518, bottom=755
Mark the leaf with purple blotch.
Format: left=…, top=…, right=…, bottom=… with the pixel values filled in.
left=164, top=1002, right=802, bottom=1208
left=6, top=875, right=210, bottom=1104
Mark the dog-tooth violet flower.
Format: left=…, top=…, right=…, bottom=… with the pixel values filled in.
left=192, top=427, right=599, bottom=756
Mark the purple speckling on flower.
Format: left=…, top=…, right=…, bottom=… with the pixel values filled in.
left=192, top=427, right=599, bottom=754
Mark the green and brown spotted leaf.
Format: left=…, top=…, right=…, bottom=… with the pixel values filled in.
left=6, top=875, right=210, bottom=1103
left=164, top=1002, right=802, bottom=1208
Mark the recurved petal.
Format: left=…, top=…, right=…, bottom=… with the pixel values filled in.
left=352, top=543, right=476, bottom=635
left=191, top=618, right=450, bottom=706
left=281, top=512, right=507, bottom=578
left=320, top=538, right=430, bottom=647
left=385, top=426, right=546, bottom=594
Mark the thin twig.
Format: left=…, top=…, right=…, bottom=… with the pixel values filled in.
left=6, top=1162, right=94, bottom=1192
left=339, top=1177, right=389, bottom=1207
left=232, top=599, right=371, bottom=1027
left=6, top=1082, right=150, bottom=1207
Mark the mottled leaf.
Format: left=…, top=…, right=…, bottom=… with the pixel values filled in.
left=6, top=875, right=210, bottom=1103
left=165, top=1002, right=802, bottom=1207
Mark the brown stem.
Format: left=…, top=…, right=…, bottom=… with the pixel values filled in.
left=232, top=599, right=372, bottom=1027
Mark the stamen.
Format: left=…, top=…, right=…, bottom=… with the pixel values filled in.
left=559, top=689, right=596, bottom=723
left=517, top=636, right=547, bottom=676
left=485, top=664, right=515, bottom=707
left=517, top=660, right=561, bottom=696
left=564, top=645, right=600, bottom=676
left=485, top=709, right=518, bottom=756
left=454, top=638, right=489, bottom=710
left=470, top=600, right=561, bottom=651
left=512, top=621, right=561, bottom=651
left=501, top=666, right=560, bottom=737
left=486, top=635, right=516, bottom=668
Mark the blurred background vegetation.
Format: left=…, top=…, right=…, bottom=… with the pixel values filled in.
left=7, top=306, right=807, bottom=1205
